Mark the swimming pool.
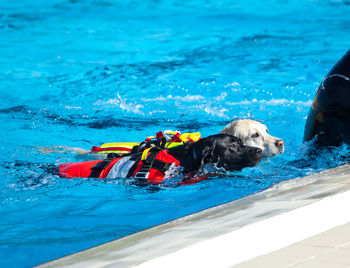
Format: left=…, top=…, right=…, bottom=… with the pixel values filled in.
left=1, top=0, right=350, bottom=267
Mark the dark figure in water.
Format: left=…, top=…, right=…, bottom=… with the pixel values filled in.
left=303, top=50, right=350, bottom=146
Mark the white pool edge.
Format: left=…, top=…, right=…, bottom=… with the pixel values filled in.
left=136, top=188, right=350, bottom=268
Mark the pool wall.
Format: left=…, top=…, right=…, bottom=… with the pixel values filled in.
left=38, top=164, right=350, bottom=268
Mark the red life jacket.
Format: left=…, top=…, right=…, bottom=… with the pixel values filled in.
left=59, top=149, right=181, bottom=184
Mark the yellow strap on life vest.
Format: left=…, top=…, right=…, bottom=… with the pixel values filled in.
left=165, top=141, right=183, bottom=148
left=141, top=148, right=151, bottom=161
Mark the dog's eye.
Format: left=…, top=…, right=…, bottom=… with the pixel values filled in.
left=228, top=143, right=239, bottom=152
left=251, top=133, right=260, bottom=138
left=229, top=143, right=238, bottom=149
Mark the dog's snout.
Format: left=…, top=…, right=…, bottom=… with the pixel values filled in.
left=249, top=147, right=262, bottom=155
left=275, top=139, right=284, bottom=148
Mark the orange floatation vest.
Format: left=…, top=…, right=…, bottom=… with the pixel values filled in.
left=59, top=148, right=181, bottom=184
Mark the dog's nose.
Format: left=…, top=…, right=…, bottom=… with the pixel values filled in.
left=249, top=147, right=262, bottom=155
left=275, top=140, right=284, bottom=148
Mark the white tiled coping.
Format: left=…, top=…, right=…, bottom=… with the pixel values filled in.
left=38, top=163, right=350, bottom=268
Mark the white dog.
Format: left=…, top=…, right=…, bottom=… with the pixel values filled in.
left=220, top=119, right=284, bottom=158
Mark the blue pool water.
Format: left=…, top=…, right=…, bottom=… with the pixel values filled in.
left=1, top=0, right=350, bottom=266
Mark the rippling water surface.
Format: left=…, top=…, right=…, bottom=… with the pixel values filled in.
left=1, top=0, right=350, bottom=266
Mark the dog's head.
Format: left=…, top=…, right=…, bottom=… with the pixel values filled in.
left=220, top=119, right=284, bottom=158
left=193, top=134, right=262, bottom=171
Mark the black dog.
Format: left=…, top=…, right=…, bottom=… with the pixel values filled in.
left=59, top=134, right=262, bottom=184
left=167, top=134, right=262, bottom=173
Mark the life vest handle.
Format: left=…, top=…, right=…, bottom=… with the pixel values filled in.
left=134, top=147, right=163, bottom=180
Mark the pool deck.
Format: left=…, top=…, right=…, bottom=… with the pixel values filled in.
left=39, top=163, right=350, bottom=268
